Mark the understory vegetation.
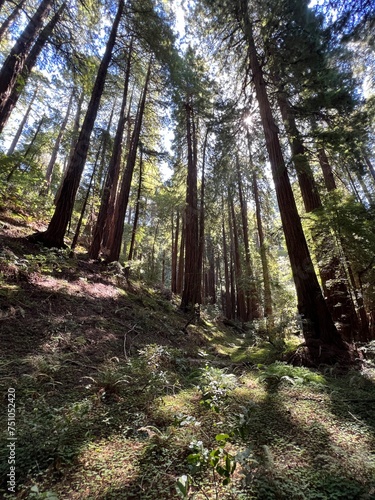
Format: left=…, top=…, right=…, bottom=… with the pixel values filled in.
left=1, top=211, right=374, bottom=499
left=0, top=0, right=375, bottom=495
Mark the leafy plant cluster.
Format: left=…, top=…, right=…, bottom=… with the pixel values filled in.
left=176, top=366, right=255, bottom=498
left=257, top=361, right=327, bottom=388
left=0, top=246, right=71, bottom=279
left=176, top=434, right=237, bottom=498
left=197, top=365, right=237, bottom=412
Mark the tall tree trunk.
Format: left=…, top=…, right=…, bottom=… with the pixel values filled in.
left=222, top=209, right=233, bottom=319
left=106, top=58, right=152, bottom=263
left=31, top=0, right=125, bottom=248
left=197, top=129, right=208, bottom=304
left=89, top=42, right=132, bottom=259
left=363, top=153, right=375, bottom=184
left=345, top=256, right=370, bottom=340
left=161, top=250, right=166, bottom=287
left=171, top=209, right=179, bottom=293
left=318, top=147, right=369, bottom=338
left=230, top=195, right=247, bottom=322
left=125, top=146, right=143, bottom=276
left=43, top=84, right=74, bottom=193
left=7, top=86, right=38, bottom=155
left=279, top=96, right=359, bottom=340
left=318, top=148, right=337, bottom=191
left=252, top=171, right=273, bottom=323
left=180, top=98, right=201, bottom=312
left=344, top=163, right=362, bottom=203
left=0, top=0, right=27, bottom=40
left=177, top=212, right=185, bottom=294
left=239, top=0, right=347, bottom=358
left=54, top=90, right=84, bottom=205
left=70, top=140, right=103, bottom=252
left=0, top=3, right=65, bottom=132
left=236, top=156, right=261, bottom=319
left=95, top=97, right=117, bottom=202
left=277, top=93, right=321, bottom=211
left=7, top=115, right=44, bottom=182
left=0, top=0, right=54, bottom=134
left=102, top=91, right=134, bottom=250
left=357, top=172, right=373, bottom=204
left=67, top=91, right=84, bottom=166
left=149, top=220, right=159, bottom=280
left=228, top=217, right=237, bottom=320
left=206, top=236, right=216, bottom=304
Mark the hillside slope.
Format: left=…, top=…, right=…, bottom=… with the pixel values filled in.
left=1, top=211, right=375, bottom=499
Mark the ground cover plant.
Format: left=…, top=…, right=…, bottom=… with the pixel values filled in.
left=0, top=211, right=374, bottom=499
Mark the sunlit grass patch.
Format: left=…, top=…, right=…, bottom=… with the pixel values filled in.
left=160, top=388, right=202, bottom=416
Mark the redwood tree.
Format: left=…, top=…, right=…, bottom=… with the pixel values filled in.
left=106, top=58, right=152, bottom=262
left=0, top=0, right=54, bottom=134
left=0, top=2, right=66, bottom=134
left=180, top=97, right=201, bottom=312
left=31, top=0, right=125, bottom=248
left=89, top=41, right=133, bottom=259
left=235, top=0, right=348, bottom=360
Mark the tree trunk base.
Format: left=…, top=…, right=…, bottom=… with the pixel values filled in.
left=27, top=231, right=67, bottom=249
left=288, top=339, right=360, bottom=368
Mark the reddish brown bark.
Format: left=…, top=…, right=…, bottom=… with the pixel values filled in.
left=31, top=0, right=124, bottom=248
left=239, top=0, right=346, bottom=354
left=106, top=58, right=152, bottom=263
left=89, top=42, right=132, bottom=259
left=0, top=0, right=53, bottom=133
left=277, top=93, right=321, bottom=212
left=180, top=98, right=201, bottom=312
left=278, top=96, right=360, bottom=341
left=252, top=171, right=273, bottom=322
left=318, top=148, right=337, bottom=191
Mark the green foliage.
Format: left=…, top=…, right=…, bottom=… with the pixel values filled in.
left=176, top=433, right=236, bottom=498
left=258, top=361, right=327, bottom=387
left=124, top=345, right=183, bottom=398
left=176, top=474, right=192, bottom=498
left=23, top=248, right=71, bottom=274
left=197, top=365, right=237, bottom=412
left=308, top=191, right=375, bottom=309
left=29, top=485, right=58, bottom=499
left=83, top=360, right=130, bottom=401
left=0, top=398, right=93, bottom=489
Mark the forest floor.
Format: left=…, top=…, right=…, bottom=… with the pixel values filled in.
left=1, top=208, right=375, bottom=499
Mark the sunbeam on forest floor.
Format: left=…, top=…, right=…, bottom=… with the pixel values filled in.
left=1, top=212, right=375, bottom=499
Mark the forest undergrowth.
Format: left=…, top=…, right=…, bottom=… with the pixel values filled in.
left=1, top=209, right=375, bottom=499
